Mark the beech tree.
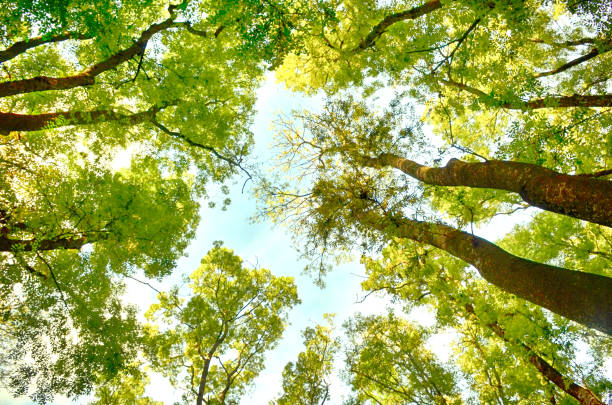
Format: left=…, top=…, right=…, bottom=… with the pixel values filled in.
left=144, top=245, right=299, bottom=405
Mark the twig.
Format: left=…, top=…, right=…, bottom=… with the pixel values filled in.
left=123, top=274, right=162, bottom=294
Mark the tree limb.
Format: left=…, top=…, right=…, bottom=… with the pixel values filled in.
left=352, top=0, right=442, bottom=52
left=0, top=32, right=93, bottom=64
left=535, top=39, right=612, bottom=78
left=0, top=5, right=182, bottom=98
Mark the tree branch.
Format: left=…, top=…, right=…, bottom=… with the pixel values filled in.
left=439, top=78, right=612, bottom=108
left=0, top=103, right=170, bottom=134
left=352, top=0, right=442, bottom=52
left=535, top=39, right=612, bottom=78
left=0, top=32, right=93, bottom=64
left=0, top=4, right=182, bottom=98
left=151, top=119, right=252, bottom=190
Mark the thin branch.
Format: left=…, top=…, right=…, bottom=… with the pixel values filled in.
left=528, top=37, right=597, bottom=47
left=150, top=119, right=253, bottom=191
left=535, top=40, right=612, bottom=78
left=123, top=274, right=162, bottom=294
left=433, top=18, right=481, bottom=72
left=36, top=252, right=68, bottom=309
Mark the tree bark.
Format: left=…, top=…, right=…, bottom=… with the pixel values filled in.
left=356, top=208, right=612, bottom=335
left=364, top=154, right=612, bottom=227
left=0, top=106, right=160, bottom=134
left=0, top=32, right=93, bottom=63
left=0, top=15, right=178, bottom=98
left=463, top=303, right=604, bottom=405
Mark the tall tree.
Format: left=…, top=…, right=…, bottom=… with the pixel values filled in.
left=144, top=245, right=300, bottom=405
left=0, top=0, right=305, bottom=399
left=356, top=239, right=610, bottom=404
left=343, top=312, right=463, bottom=405
left=273, top=314, right=340, bottom=405
left=261, top=98, right=612, bottom=334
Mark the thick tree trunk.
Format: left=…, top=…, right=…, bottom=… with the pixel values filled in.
left=0, top=107, right=158, bottom=133
left=463, top=303, right=604, bottom=405
left=365, top=154, right=612, bottom=227
left=357, top=208, right=612, bottom=335
left=0, top=32, right=93, bottom=63
left=0, top=16, right=177, bottom=98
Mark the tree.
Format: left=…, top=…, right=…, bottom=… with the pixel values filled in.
left=273, top=314, right=340, bottom=405
left=355, top=239, right=610, bottom=404
left=262, top=98, right=612, bottom=334
left=343, top=312, right=463, bottom=405
left=89, top=366, right=163, bottom=405
left=144, top=245, right=300, bottom=405
left=0, top=0, right=304, bottom=399
left=0, top=253, right=144, bottom=403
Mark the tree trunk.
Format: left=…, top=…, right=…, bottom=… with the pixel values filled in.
left=356, top=208, right=612, bottom=335
left=196, top=329, right=226, bottom=405
left=463, top=303, right=604, bottom=405
left=365, top=154, right=612, bottom=227
left=0, top=107, right=158, bottom=134
left=0, top=16, right=177, bottom=98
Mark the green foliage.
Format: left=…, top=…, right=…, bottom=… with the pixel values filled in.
left=89, top=366, right=163, bottom=405
left=144, top=245, right=300, bottom=404
left=0, top=0, right=306, bottom=399
left=273, top=314, right=339, bottom=405
left=358, top=241, right=612, bottom=403
left=344, top=311, right=463, bottom=405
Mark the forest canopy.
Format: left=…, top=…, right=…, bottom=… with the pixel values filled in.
left=0, top=0, right=611, bottom=404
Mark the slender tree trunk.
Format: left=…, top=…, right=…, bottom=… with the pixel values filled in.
left=364, top=154, right=612, bottom=227
left=355, top=207, right=612, bottom=334
left=0, top=15, right=178, bottom=98
left=0, top=107, right=159, bottom=133
left=462, top=303, right=604, bottom=405
left=196, top=330, right=226, bottom=405
left=0, top=32, right=93, bottom=63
